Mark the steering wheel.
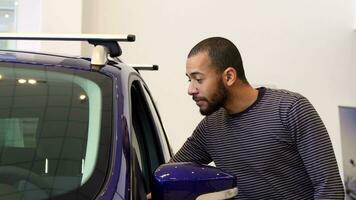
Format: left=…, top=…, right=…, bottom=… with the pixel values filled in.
left=0, top=166, right=51, bottom=197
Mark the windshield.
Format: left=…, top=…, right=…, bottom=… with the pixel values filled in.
left=0, top=62, right=113, bottom=199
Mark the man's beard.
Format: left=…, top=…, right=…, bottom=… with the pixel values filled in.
left=199, top=81, right=228, bottom=116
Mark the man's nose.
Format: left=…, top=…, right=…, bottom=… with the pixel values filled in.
left=188, top=82, right=198, bottom=96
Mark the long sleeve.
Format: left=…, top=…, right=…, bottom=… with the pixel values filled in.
left=286, top=96, right=345, bottom=199
left=170, top=118, right=212, bottom=164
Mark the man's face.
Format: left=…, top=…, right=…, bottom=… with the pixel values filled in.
left=186, top=52, right=227, bottom=115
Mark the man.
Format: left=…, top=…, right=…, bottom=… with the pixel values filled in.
left=170, top=37, right=345, bottom=199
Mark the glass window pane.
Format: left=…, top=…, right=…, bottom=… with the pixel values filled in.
left=0, top=62, right=112, bottom=199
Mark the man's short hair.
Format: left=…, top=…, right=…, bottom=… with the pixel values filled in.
left=188, top=37, right=248, bottom=83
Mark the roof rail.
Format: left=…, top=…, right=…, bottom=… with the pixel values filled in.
left=0, top=33, right=135, bottom=67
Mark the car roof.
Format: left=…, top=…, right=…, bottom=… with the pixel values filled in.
left=0, top=49, right=93, bottom=70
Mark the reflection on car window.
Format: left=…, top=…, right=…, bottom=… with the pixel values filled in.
left=0, top=118, right=38, bottom=148
left=0, top=63, right=112, bottom=200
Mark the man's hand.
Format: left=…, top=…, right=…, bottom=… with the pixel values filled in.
left=146, top=193, right=152, bottom=200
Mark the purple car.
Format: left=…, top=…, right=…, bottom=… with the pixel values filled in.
left=0, top=34, right=237, bottom=200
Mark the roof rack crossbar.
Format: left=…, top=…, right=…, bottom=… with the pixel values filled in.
left=0, top=33, right=135, bottom=42
left=131, top=64, right=159, bottom=72
left=0, top=33, right=136, bottom=67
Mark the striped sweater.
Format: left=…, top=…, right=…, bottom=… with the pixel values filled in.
left=171, top=87, right=344, bottom=199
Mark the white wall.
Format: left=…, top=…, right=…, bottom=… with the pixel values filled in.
left=82, top=0, right=356, bottom=177
left=81, top=0, right=121, bottom=57
left=16, top=0, right=41, bottom=50
left=41, top=0, right=82, bottom=55
left=15, top=0, right=82, bottom=55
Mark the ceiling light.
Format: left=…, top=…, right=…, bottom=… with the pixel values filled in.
left=28, top=79, right=37, bottom=84
left=4, top=14, right=9, bottom=19
left=18, top=79, right=26, bottom=84
left=79, top=95, right=86, bottom=100
left=0, top=74, right=2, bottom=80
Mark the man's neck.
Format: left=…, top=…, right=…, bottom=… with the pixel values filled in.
left=223, top=84, right=259, bottom=114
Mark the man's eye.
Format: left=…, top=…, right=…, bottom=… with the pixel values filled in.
left=196, top=79, right=202, bottom=83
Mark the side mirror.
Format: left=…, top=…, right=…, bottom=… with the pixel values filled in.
left=152, top=162, right=238, bottom=200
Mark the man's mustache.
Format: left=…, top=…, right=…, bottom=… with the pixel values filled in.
left=193, top=96, right=206, bottom=101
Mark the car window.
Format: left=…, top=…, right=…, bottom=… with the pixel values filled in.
left=141, top=84, right=172, bottom=162
left=0, top=63, right=113, bottom=200
left=130, top=80, right=165, bottom=199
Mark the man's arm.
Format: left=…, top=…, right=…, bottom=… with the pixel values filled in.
left=146, top=120, right=212, bottom=200
left=286, top=96, right=345, bottom=199
left=170, top=118, right=212, bottom=164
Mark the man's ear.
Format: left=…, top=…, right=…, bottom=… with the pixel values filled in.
left=223, top=67, right=237, bottom=86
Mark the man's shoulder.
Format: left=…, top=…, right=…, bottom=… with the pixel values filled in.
left=265, top=87, right=305, bottom=102
left=263, top=88, right=314, bottom=116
